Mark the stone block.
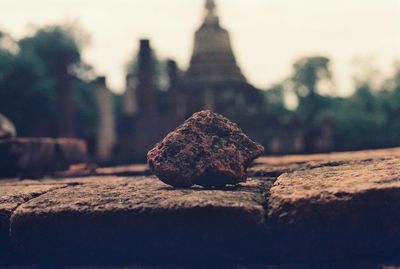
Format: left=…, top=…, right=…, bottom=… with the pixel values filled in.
left=0, top=138, right=87, bottom=179
left=268, top=158, right=400, bottom=262
left=10, top=176, right=271, bottom=265
left=0, top=183, right=65, bottom=264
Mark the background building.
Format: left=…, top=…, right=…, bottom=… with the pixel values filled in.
left=113, top=0, right=332, bottom=164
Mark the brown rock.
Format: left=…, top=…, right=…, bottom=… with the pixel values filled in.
left=268, top=158, right=400, bottom=261
left=147, top=110, right=264, bottom=188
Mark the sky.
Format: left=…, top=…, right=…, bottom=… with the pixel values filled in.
left=0, top=0, right=399, bottom=95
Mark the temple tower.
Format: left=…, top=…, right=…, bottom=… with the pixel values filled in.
left=137, top=39, right=157, bottom=115
left=123, top=73, right=138, bottom=116
left=95, top=76, right=116, bottom=162
left=186, top=0, right=246, bottom=82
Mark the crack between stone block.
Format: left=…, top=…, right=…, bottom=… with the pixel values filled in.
left=8, top=182, right=80, bottom=237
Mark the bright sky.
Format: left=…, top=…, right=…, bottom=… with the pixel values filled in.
left=0, top=0, right=399, bottom=95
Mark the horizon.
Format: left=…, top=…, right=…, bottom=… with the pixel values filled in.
left=0, top=0, right=399, bottom=94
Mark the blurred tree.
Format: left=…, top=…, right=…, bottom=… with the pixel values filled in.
left=378, top=63, right=400, bottom=147
left=328, top=83, right=386, bottom=151
left=263, top=83, right=293, bottom=123
left=290, top=56, right=333, bottom=152
left=0, top=24, right=97, bottom=141
left=291, top=56, right=333, bottom=119
left=292, top=56, right=332, bottom=97
left=19, top=24, right=90, bottom=137
left=319, top=62, right=400, bottom=151
left=18, top=25, right=86, bottom=75
left=0, top=32, right=53, bottom=136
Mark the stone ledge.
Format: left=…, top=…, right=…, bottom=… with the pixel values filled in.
left=0, top=183, right=68, bottom=264
left=268, top=158, right=400, bottom=262
left=10, top=176, right=272, bottom=265
left=53, top=164, right=152, bottom=179
left=249, top=147, right=400, bottom=177
left=1, top=148, right=400, bottom=267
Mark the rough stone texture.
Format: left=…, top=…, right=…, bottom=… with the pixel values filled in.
left=10, top=176, right=271, bottom=265
left=53, top=164, right=151, bottom=179
left=0, top=183, right=66, bottom=264
left=248, top=147, right=400, bottom=177
left=2, top=147, right=400, bottom=267
left=268, top=158, right=400, bottom=262
left=0, top=138, right=87, bottom=179
left=52, top=163, right=96, bottom=178
left=0, top=114, right=16, bottom=139
left=148, top=110, right=264, bottom=188
left=95, top=164, right=151, bottom=177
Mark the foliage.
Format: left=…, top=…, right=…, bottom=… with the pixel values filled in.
left=292, top=56, right=332, bottom=98
left=1, top=23, right=399, bottom=154
left=0, top=24, right=97, bottom=139
left=267, top=56, right=400, bottom=152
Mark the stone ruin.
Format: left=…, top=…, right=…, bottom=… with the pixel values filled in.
left=109, top=0, right=335, bottom=165
left=1, top=144, right=400, bottom=268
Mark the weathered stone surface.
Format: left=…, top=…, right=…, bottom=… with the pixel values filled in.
left=0, top=114, right=16, bottom=140
left=53, top=164, right=151, bottom=179
left=11, top=176, right=271, bottom=264
left=95, top=164, right=151, bottom=177
left=3, top=148, right=400, bottom=267
left=148, top=110, right=264, bottom=188
left=268, top=158, right=400, bottom=262
left=52, top=163, right=95, bottom=178
left=0, top=183, right=66, bottom=264
left=0, top=138, right=87, bottom=179
left=249, top=147, right=400, bottom=177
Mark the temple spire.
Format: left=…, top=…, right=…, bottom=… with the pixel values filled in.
left=186, top=0, right=246, bottom=82
left=204, top=0, right=219, bottom=25
left=205, top=0, right=216, bottom=13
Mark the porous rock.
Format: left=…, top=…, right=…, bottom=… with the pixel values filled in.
left=147, top=110, right=264, bottom=188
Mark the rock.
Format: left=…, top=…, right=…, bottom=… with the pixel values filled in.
left=147, top=110, right=264, bottom=188
left=0, top=138, right=87, bottom=179
left=0, top=114, right=16, bottom=139
left=268, top=158, right=400, bottom=262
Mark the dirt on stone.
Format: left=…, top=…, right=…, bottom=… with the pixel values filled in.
left=147, top=110, right=264, bottom=188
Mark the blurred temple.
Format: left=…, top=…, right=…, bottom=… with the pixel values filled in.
left=108, top=0, right=337, bottom=163
left=7, top=0, right=398, bottom=165
left=115, top=0, right=269, bottom=163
